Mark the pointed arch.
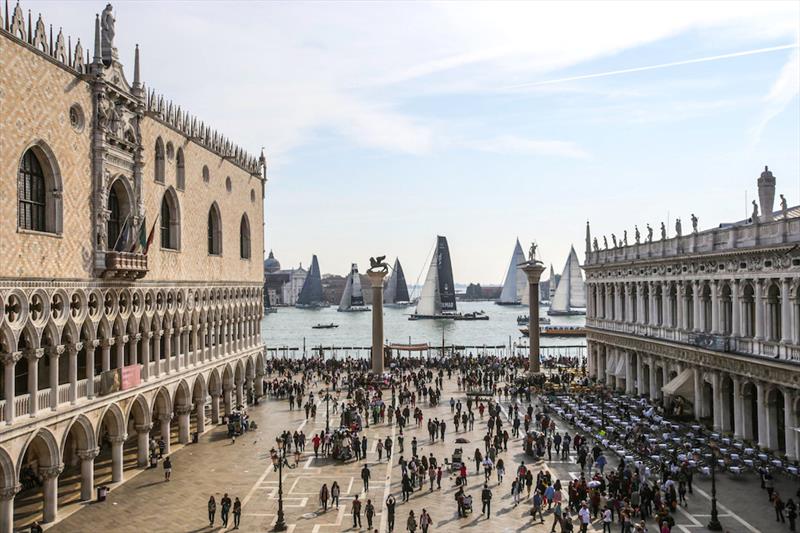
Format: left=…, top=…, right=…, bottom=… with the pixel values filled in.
left=207, top=202, right=222, bottom=256
left=154, top=136, right=165, bottom=183
left=107, top=177, right=133, bottom=251
left=17, top=140, right=63, bottom=234
left=175, top=147, right=185, bottom=190
left=160, top=186, right=181, bottom=250
left=239, top=213, right=251, bottom=259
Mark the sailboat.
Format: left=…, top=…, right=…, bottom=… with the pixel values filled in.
left=496, top=239, right=527, bottom=305
left=410, top=236, right=488, bottom=321
left=548, top=264, right=557, bottom=302
left=547, top=246, right=587, bottom=316
left=384, top=258, right=411, bottom=307
left=295, top=255, right=328, bottom=309
left=338, top=263, right=370, bottom=312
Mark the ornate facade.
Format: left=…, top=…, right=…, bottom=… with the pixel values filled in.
left=0, top=4, right=266, bottom=531
left=584, top=167, right=800, bottom=462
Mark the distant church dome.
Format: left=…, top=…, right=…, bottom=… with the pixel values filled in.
left=264, top=250, right=281, bottom=273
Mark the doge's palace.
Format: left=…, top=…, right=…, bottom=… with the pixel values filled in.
left=0, top=4, right=266, bottom=530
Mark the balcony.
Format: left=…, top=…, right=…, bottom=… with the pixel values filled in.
left=104, top=251, right=148, bottom=279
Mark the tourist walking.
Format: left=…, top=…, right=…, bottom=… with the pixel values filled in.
left=207, top=495, right=216, bottom=527
left=232, top=497, right=242, bottom=529
left=163, top=456, right=172, bottom=481
left=386, top=494, right=397, bottom=531
left=320, top=483, right=329, bottom=511
left=366, top=499, right=375, bottom=529
left=362, top=463, right=371, bottom=492
left=420, top=509, right=433, bottom=533
left=221, top=493, right=232, bottom=527
left=481, top=483, right=492, bottom=518
left=331, top=481, right=341, bottom=509
left=407, top=510, right=418, bottom=532
left=352, top=495, right=363, bottom=528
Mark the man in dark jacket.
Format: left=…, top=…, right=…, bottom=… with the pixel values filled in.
left=481, top=483, right=492, bottom=518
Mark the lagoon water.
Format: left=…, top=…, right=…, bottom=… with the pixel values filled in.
left=260, top=300, right=586, bottom=355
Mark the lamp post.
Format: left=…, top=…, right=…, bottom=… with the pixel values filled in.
left=274, top=437, right=287, bottom=531
left=707, top=442, right=722, bottom=531
left=325, top=388, right=331, bottom=433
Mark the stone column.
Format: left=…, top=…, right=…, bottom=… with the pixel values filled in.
left=693, top=281, right=702, bottom=332
left=605, top=348, right=614, bottom=387
left=40, top=465, right=62, bottom=522
left=163, top=329, right=172, bottom=374
left=624, top=351, right=635, bottom=394
left=116, top=335, right=126, bottom=369
left=676, top=284, right=685, bottom=330
left=636, top=283, right=645, bottom=324
left=711, top=281, right=720, bottom=334
left=77, top=448, right=99, bottom=500
left=223, top=387, right=233, bottom=416
left=367, top=268, right=388, bottom=375
left=781, top=278, right=792, bottom=344
left=522, top=261, right=546, bottom=374
left=87, top=340, right=98, bottom=399
left=153, top=332, right=162, bottom=378
left=235, top=380, right=244, bottom=407
left=210, top=392, right=221, bottom=424
left=159, top=416, right=172, bottom=455
left=200, top=325, right=208, bottom=363
left=615, top=284, right=623, bottom=321
left=755, top=280, right=765, bottom=340
left=732, top=280, right=741, bottom=337
left=110, top=435, right=127, bottom=483
left=69, top=343, right=81, bottom=405
left=784, top=390, right=797, bottom=460
left=136, top=424, right=152, bottom=467
left=624, top=284, right=633, bottom=323
left=732, top=376, right=743, bottom=439
left=649, top=282, right=658, bottom=326
left=131, top=334, right=140, bottom=367
left=636, top=354, right=645, bottom=396
left=192, top=326, right=199, bottom=365
left=2, top=352, right=21, bottom=424
left=49, top=346, right=63, bottom=411
left=648, top=358, right=658, bottom=402
left=693, top=368, right=703, bottom=421
left=712, top=373, right=723, bottom=431
left=27, top=349, right=44, bottom=416
left=101, top=338, right=112, bottom=371
left=176, top=406, right=191, bottom=444
left=141, top=333, right=151, bottom=381
left=195, top=402, right=206, bottom=435
left=756, top=382, right=768, bottom=447
left=0, top=485, right=20, bottom=533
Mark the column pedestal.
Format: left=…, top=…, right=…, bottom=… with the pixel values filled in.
left=77, top=449, right=98, bottom=500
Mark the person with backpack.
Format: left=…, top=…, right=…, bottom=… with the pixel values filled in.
left=420, top=509, right=433, bottom=533
left=481, top=483, right=493, bottom=517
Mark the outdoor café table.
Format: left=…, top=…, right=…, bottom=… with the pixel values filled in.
left=744, top=459, right=755, bottom=468
left=625, top=455, right=635, bottom=462
left=678, top=454, right=687, bottom=462
left=719, top=448, right=728, bottom=455
left=788, top=466, right=799, bottom=476
left=729, top=466, right=742, bottom=476
left=734, top=442, right=744, bottom=450
left=730, top=453, right=740, bottom=461
left=711, top=433, right=720, bottom=440
left=658, top=443, right=668, bottom=450
left=672, top=437, right=681, bottom=444
left=691, top=425, right=701, bottom=431
left=772, top=459, right=783, bottom=468
left=688, top=460, right=697, bottom=467
left=722, top=438, right=731, bottom=445
left=650, top=455, right=661, bottom=463
left=758, top=453, right=769, bottom=462
left=744, top=448, right=754, bottom=455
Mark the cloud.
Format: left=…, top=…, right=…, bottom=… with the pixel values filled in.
left=468, top=135, right=589, bottom=159
left=751, top=48, right=800, bottom=146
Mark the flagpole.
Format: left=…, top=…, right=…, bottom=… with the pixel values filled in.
left=111, top=214, right=131, bottom=252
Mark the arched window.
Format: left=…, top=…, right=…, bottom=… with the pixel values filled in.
left=202, top=165, right=210, bottom=183
left=160, top=188, right=180, bottom=250
left=154, top=137, right=165, bottom=183
left=208, top=203, right=222, bottom=256
left=18, top=149, right=46, bottom=231
left=176, top=148, right=185, bottom=190
left=17, top=145, right=62, bottom=234
left=240, top=214, right=251, bottom=259
left=107, top=178, right=131, bottom=251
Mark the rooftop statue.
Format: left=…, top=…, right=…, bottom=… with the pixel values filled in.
left=611, top=234, right=617, bottom=248
left=646, top=224, right=653, bottom=243
left=623, top=230, right=628, bottom=246
left=101, top=4, right=116, bottom=59
left=634, top=226, right=641, bottom=244
left=603, top=236, right=608, bottom=250
left=752, top=200, right=759, bottom=223
left=528, top=242, right=538, bottom=262
left=691, top=213, right=698, bottom=234
left=660, top=222, right=666, bottom=240
left=675, top=218, right=682, bottom=237
left=780, top=194, right=788, bottom=219
left=593, top=237, right=599, bottom=252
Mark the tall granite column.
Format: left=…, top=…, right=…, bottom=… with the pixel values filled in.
left=522, top=261, right=546, bottom=374
left=367, top=269, right=388, bottom=375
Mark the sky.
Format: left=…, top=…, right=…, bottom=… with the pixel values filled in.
left=35, top=1, right=800, bottom=285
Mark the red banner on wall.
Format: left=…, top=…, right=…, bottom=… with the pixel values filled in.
left=121, top=365, right=142, bottom=390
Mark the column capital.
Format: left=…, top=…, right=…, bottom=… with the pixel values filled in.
left=134, top=333, right=142, bottom=341
left=154, top=330, right=163, bottom=338
left=27, top=348, right=45, bottom=361
left=175, top=405, right=192, bottom=416
left=91, top=339, right=101, bottom=348
left=71, top=342, right=84, bottom=353
left=0, top=485, right=21, bottom=500
left=76, top=447, right=100, bottom=461
left=1, top=351, right=23, bottom=365
left=120, top=335, right=129, bottom=344
left=165, top=328, right=174, bottom=336
left=144, top=331, right=154, bottom=340
left=108, top=435, right=128, bottom=444
left=38, top=465, right=64, bottom=480
left=135, top=423, right=153, bottom=433
left=101, top=338, right=115, bottom=348
left=51, top=345, right=66, bottom=357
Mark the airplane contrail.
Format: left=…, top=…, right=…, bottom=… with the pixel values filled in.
left=505, top=43, right=799, bottom=89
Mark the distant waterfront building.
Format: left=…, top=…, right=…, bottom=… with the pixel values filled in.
left=585, top=167, right=800, bottom=460
left=0, top=5, right=266, bottom=530
left=263, top=252, right=307, bottom=306
left=465, top=283, right=483, bottom=299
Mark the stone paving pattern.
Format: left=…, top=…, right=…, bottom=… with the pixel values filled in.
left=49, top=374, right=798, bottom=533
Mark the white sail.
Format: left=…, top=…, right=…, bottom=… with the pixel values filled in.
left=548, top=264, right=557, bottom=301
left=338, top=271, right=353, bottom=310
left=549, top=246, right=586, bottom=314
left=567, top=247, right=586, bottom=308
left=415, top=252, right=440, bottom=316
left=352, top=269, right=364, bottom=304
left=498, top=239, right=527, bottom=304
